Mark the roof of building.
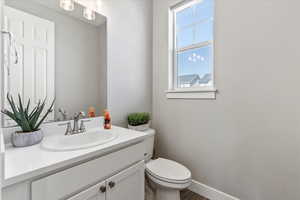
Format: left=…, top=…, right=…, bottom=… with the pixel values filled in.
left=179, top=74, right=211, bottom=85
left=179, top=74, right=201, bottom=84
left=198, top=74, right=212, bottom=84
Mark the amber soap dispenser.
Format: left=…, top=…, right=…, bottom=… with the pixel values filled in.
left=104, top=110, right=112, bottom=129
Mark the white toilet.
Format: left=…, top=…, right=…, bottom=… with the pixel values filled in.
left=142, top=129, right=192, bottom=200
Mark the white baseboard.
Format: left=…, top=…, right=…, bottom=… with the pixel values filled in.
left=188, top=180, right=240, bottom=200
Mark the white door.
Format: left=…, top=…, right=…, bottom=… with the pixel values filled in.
left=0, top=0, right=3, bottom=197
left=67, top=181, right=106, bottom=200
left=3, top=6, right=55, bottom=126
left=106, top=161, right=145, bottom=200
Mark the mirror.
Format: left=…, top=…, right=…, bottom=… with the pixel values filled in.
left=2, top=0, right=107, bottom=127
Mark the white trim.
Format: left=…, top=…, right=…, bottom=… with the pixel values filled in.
left=172, top=0, right=204, bottom=12
left=0, top=131, right=5, bottom=185
left=166, top=89, right=216, bottom=99
left=177, top=41, right=213, bottom=52
left=167, top=86, right=217, bottom=92
left=177, top=17, right=213, bottom=32
left=168, top=8, right=175, bottom=90
left=0, top=1, right=4, bottom=198
left=189, top=180, right=240, bottom=200
left=172, top=9, right=178, bottom=89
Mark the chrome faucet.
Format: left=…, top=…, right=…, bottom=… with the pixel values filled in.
left=58, top=121, right=72, bottom=135
left=59, top=111, right=91, bottom=135
left=72, top=111, right=85, bottom=133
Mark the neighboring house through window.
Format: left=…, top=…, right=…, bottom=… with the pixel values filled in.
left=167, top=0, right=216, bottom=99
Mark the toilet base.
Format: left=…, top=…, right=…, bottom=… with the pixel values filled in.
left=156, top=187, right=180, bottom=200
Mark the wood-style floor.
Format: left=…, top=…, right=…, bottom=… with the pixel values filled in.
left=180, top=190, right=209, bottom=200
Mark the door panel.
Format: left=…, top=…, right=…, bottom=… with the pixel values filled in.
left=67, top=181, right=106, bottom=200
left=3, top=6, right=55, bottom=126
left=34, top=48, right=47, bottom=103
left=106, top=161, right=145, bottom=200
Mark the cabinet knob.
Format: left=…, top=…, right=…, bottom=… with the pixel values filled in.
left=99, top=186, right=106, bottom=193
left=108, top=181, right=116, bottom=188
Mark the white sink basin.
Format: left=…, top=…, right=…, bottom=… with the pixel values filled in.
left=41, top=129, right=118, bottom=151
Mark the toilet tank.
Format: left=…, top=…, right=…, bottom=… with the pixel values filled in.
left=142, top=129, right=156, bottom=161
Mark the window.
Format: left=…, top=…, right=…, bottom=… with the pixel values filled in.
left=167, top=0, right=216, bottom=99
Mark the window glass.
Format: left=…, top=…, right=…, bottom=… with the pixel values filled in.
left=195, top=0, right=214, bottom=21
left=173, top=0, right=214, bottom=89
left=177, top=26, right=194, bottom=48
left=194, top=19, right=213, bottom=44
left=177, top=45, right=213, bottom=88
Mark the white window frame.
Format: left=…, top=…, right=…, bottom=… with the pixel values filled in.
left=166, top=0, right=217, bottom=99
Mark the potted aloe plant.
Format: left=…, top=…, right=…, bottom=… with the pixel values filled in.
left=2, top=94, right=55, bottom=147
left=127, top=112, right=151, bottom=131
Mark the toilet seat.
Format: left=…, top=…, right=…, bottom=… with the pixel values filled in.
left=146, top=170, right=191, bottom=189
left=146, top=158, right=191, bottom=187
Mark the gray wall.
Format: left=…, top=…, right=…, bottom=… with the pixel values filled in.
left=153, top=0, right=300, bottom=200
left=99, top=0, right=153, bottom=126
left=6, top=0, right=107, bottom=118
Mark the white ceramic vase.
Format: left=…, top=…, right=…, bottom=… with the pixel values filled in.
left=128, top=122, right=151, bottom=131
left=11, top=129, right=44, bottom=147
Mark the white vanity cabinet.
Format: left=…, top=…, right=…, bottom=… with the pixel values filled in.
left=68, top=161, right=144, bottom=200
left=3, top=142, right=147, bottom=200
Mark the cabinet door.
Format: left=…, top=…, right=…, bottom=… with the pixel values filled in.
left=67, top=181, right=106, bottom=200
left=106, top=161, right=145, bottom=200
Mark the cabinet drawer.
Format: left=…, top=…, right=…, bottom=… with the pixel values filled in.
left=32, top=142, right=145, bottom=200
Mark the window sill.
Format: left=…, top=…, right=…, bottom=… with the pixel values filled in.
left=165, top=88, right=217, bottom=99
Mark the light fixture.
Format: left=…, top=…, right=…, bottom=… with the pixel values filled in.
left=83, top=7, right=96, bottom=21
left=96, top=0, right=102, bottom=8
left=60, top=0, right=75, bottom=11
left=59, top=0, right=99, bottom=21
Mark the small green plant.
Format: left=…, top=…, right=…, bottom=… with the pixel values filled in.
left=128, top=112, right=151, bottom=126
left=2, top=94, right=55, bottom=133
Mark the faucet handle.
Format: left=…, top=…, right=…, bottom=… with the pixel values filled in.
left=58, top=108, right=68, bottom=121
left=80, top=120, right=91, bottom=133
left=74, top=111, right=85, bottom=119
left=59, top=122, right=72, bottom=135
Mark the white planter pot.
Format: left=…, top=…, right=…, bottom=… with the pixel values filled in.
left=11, top=129, right=44, bottom=147
left=128, top=122, right=150, bottom=131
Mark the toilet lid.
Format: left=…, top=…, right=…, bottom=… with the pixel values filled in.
left=146, top=158, right=191, bottom=183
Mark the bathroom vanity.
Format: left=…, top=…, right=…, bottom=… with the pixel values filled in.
left=1, top=118, right=154, bottom=200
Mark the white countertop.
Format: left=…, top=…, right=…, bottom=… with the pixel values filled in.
left=3, top=126, right=152, bottom=187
